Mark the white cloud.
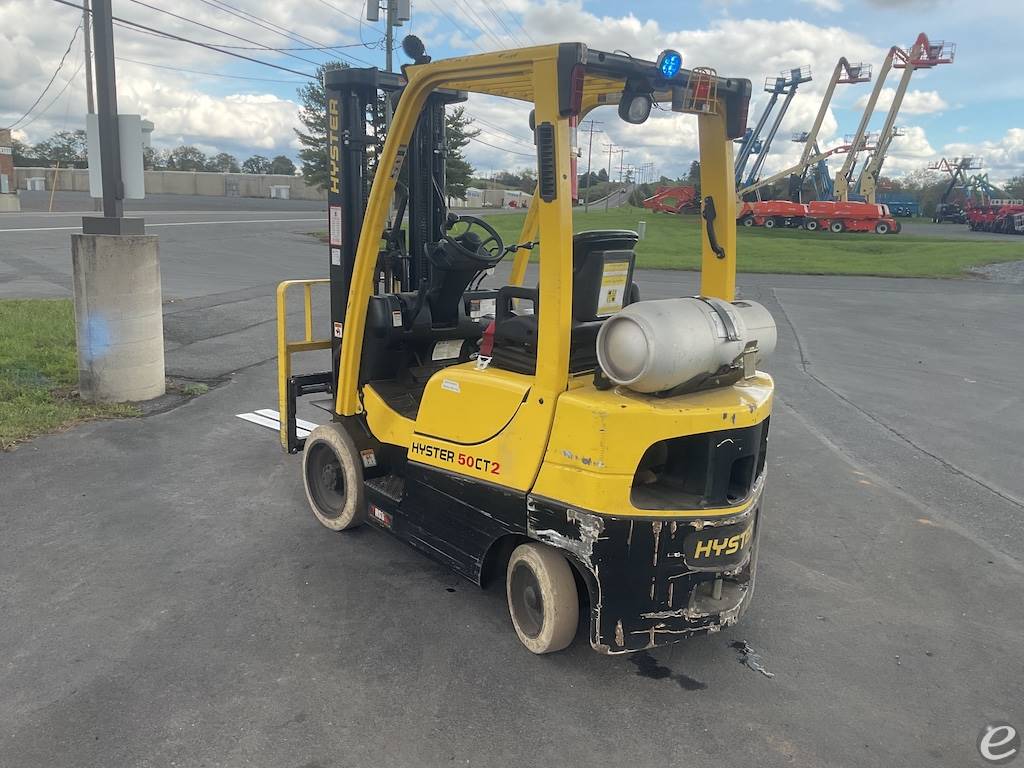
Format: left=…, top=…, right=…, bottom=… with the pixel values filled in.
left=854, top=87, right=949, bottom=115
left=799, top=0, right=844, bottom=11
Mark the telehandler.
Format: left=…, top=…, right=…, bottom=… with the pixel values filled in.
left=276, top=39, right=777, bottom=654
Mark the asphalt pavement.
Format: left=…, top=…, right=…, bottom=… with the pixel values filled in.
left=1, top=197, right=1023, bottom=767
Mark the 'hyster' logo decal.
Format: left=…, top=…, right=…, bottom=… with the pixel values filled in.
left=328, top=98, right=340, bottom=195
left=410, top=441, right=501, bottom=475
left=691, top=525, right=753, bottom=560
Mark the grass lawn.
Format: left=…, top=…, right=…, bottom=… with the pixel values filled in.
left=0, top=299, right=137, bottom=450
left=481, top=206, right=1024, bottom=277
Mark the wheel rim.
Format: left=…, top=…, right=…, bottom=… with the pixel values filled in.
left=742, top=217, right=753, bottom=227
left=305, top=442, right=347, bottom=518
left=764, top=219, right=775, bottom=229
left=510, top=562, right=544, bottom=639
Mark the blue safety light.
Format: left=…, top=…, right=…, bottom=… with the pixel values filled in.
left=657, top=49, right=682, bottom=79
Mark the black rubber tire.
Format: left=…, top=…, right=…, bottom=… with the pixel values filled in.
left=302, top=422, right=366, bottom=531
left=804, top=219, right=820, bottom=232
left=740, top=215, right=755, bottom=227
left=874, top=221, right=890, bottom=235
left=506, top=543, right=579, bottom=654
left=763, top=217, right=776, bottom=229
left=829, top=221, right=845, bottom=234
left=892, top=221, right=902, bottom=234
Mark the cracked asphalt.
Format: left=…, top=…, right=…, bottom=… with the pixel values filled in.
left=1, top=199, right=1023, bottom=767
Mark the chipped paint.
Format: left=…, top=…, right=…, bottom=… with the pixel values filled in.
left=529, top=508, right=605, bottom=565
left=651, top=521, right=663, bottom=566
left=615, top=620, right=624, bottom=648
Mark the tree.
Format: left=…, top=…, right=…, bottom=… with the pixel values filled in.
left=167, top=145, right=208, bottom=172
left=1004, top=175, right=1024, bottom=200
left=11, top=138, right=35, bottom=166
left=444, top=106, right=478, bottom=201
left=295, top=61, right=348, bottom=189
left=597, top=167, right=608, bottom=183
left=242, top=155, right=272, bottom=174
left=685, top=159, right=701, bottom=199
left=209, top=152, right=240, bottom=173
left=270, top=155, right=296, bottom=175
left=31, top=129, right=88, bottom=166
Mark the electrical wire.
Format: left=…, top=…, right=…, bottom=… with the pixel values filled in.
left=5, top=24, right=81, bottom=130
left=453, top=0, right=505, bottom=49
left=48, top=0, right=317, bottom=79
left=426, top=0, right=485, bottom=52
left=123, top=0, right=323, bottom=70
left=115, top=56, right=306, bottom=83
left=479, top=0, right=523, bottom=46
left=468, top=135, right=534, bottom=157
left=195, top=0, right=374, bottom=66
left=509, top=10, right=536, bottom=45
left=14, top=58, right=86, bottom=132
left=312, top=0, right=386, bottom=36
left=471, top=116, right=534, bottom=147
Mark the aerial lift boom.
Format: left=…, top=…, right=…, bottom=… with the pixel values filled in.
left=737, top=58, right=869, bottom=202
left=836, top=34, right=955, bottom=203
left=785, top=58, right=871, bottom=200
left=735, top=67, right=811, bottom=187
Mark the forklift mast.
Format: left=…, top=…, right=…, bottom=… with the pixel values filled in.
left=322, top=67, right=465, bottom=390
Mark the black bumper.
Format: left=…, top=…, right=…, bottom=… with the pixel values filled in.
left=528, top=487, right=762, bottom=654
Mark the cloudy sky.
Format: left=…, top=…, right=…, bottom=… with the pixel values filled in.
left=2, top=0, right=1021, bottom=182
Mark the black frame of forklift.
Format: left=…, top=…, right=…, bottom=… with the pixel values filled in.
left=276, top=43, right=773, bottom=655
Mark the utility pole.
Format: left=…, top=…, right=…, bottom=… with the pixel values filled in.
left=618, top=148, right=628, bottom=184
left=83, top=0, right=95, bottom=114
left=384, top=0, right=394, bottom=73
left=581, top=119, right=602, bottom=212
left=603, top=143, right=616, bottom=211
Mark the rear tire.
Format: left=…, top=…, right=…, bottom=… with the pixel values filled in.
left=506, top=543, right=579, bottom=654
left=874, top=221, right=890, bottom=235
left=804, top=219, right=820, bottom=232
left=829, top=221, right=845, bottom=234
left=740, top=215, right=755, bottom=227
left=763, top=217, right=776, bottom=229
left=302, top=423, right=366, bottom=531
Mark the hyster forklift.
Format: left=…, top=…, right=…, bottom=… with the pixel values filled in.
left=276, top=39, right=777, bottom=654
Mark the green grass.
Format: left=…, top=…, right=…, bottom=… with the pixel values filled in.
left=483, top=206, right=1024, bottom=277
left=0, top=299, right=137, bottom=449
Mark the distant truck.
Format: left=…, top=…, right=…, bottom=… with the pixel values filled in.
left=933, top=202, right=967, bottom=224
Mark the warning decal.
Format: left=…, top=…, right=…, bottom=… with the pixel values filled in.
left=597, top=261, right=629, bottom=315
left=329, top=206, right=342, bottom=247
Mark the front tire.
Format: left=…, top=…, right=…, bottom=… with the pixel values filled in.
left=874, top=221, right=890, bottom=235
left=829, top=221, right=845, bottom=233
left=302, top=423, right=366, bottom=531
left=506, top=543, right=579, bottom=654
left=804, top=219, right=820, bottom=232
left=740, top=215, right=755, bottom=227
left=763, top=217, right=776, bottom=229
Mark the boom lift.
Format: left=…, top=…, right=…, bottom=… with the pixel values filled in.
left=835, top=34, right=955, bottom=203
left=733, top=66, right=812, bottom=187
left=276, top=40, right=779, bottom=655
left=928, top=156, right=982, bottom=223
left=737, top=58, right=870, bottom=203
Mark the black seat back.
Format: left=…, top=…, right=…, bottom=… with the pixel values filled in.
left=491, top=230, right=639, bottom=374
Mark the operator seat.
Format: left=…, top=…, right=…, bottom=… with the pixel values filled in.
left=490, top=230, right=639, bottom=375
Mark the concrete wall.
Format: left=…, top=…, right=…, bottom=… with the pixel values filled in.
left=14, top=167, right=327, bottom=201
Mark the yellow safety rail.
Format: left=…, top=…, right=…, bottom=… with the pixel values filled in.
left=276, top=279, right=332, bottom=450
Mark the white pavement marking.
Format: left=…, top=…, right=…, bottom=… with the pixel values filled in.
left=0, top=218, right=322, bottom=233
left=236, top=408, right=319, bottom=438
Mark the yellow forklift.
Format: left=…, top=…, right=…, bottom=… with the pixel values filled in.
left=276, top=39, right=776, bottom=654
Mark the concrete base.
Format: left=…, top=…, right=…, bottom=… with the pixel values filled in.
left=71, top=234, right=165, bottom=402
left=0, top=193, right=20, bottom=212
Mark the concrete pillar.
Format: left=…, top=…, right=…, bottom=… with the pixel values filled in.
left=71, top=234, right=165, bottom=402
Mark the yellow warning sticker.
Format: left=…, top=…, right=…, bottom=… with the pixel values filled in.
left=597, top=261, right=629, bottom=315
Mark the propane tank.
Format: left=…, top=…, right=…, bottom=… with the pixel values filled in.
left=596, top=297, right=776, bottom=393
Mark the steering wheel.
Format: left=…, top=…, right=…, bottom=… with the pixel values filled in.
left=441, top=214, right=505, bottom=265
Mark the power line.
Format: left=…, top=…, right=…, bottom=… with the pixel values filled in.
left=426, top=0, right=485, bottom=52
left=123, top=0, right=323, bottom=70
left=5, top=24, right=81, bottom=130
left=313, top=0, right=386, bottom=36
left=48, top=0, right=317, bottom=79
left=112, top=18, right=367, bottom=52
left=116, top=56, right=306, bottom=83
left=13, top=58, right=86, bottom=132
left=509, top=10, right=536, bottom=45
left=195, top=0, right=374, bottom=67
left=480, top=0, right=523, bottom=47
left=472, top=118, right=534, bottom=148
left=454, top=0, right=506, bottom=49
left=469, top=135, right=534, bottom=157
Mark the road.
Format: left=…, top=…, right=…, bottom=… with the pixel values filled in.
left=1, top=200, right=1023, bottom=767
